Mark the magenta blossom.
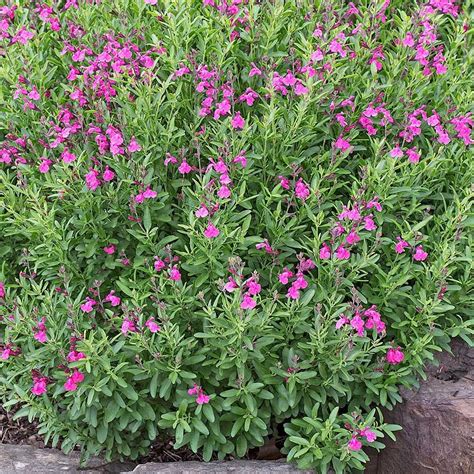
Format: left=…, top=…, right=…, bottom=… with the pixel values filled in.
left=67, top=351, right=86, bottom=362
left=348, top=437, right=362, bottom=451
left=145, top=318, right=161, bottom=333
left=395, top=237, right=410, bottom=254
left=178, top=160, right=192, bottom=174
left=231, top=112, right=245, bottom=130
left=386, top=346, right=405, bottom=365
left=188, top=384, right=210, bottom=405
left=31, top=376, right=48, bottom=396
left=121, top=318, right=136, bottom=335
left=169, top=266, right=181, bottom=281
left=80, top=297, right=97, bottom=313
left=319, top=243, right=331, bottom=260
left=413, top=245, right=428, bottom=261
left=336, top=245, right=350, bottom=260
left=241, top=294, right=256, bottom=310
left=224, top=277, right=238, bottom=292
left=103, top=244, right=116, bottom=255
left=295, top=179, right=310, bottom=200
left=195, top=206, right=209, bottom=218
left=105, top=290, right=121, bottom=306
left=360, top=427, right=377, bottom=442
left=204, top=223, right=220, bottom=238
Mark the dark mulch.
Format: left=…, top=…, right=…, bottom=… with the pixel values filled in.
left=0, top=405, right=44, bottom=448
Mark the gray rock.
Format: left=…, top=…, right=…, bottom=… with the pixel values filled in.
left=0, top=445, right=307, bottom=473
left=0, top=444, right=134, bottom=473
left=131, top=460, right=310, bottom=473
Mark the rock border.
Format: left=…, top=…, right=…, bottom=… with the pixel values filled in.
left=0, top=444, right=309, bottom=473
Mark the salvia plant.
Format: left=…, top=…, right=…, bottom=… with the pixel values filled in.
left=0, top=0, right=473, bottom=472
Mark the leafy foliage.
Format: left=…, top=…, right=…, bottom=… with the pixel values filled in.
left=0, top=0, right=473, bottom=472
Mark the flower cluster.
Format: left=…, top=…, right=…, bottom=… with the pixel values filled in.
left=319, top=197, right=382, bottom=261
left=278, top=257, right=315, bottom=300
left=336, top=305, right=386, bottom=337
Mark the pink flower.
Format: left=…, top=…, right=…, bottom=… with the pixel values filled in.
left=195, top=206, right=209, bottom=218
left=164, top=153, right=178, bottom=166
left=31, top=378, right=47, bottom=396
left=71, top=370, right=84, bottom=384
left=287, top=284, right=300, bottom=300
left=335, top=136, right=351, bottom=151
left=233, top=153, right=247, bottom=167
left=224, top=277, right=238, bottom=292
left=386, top=346, right=405, bottom=365
left=39, top=159, right=52, bottom=173
left=348, top=437, right=362, bottom=451
left=241, top=294, right=256, bottom=310
left=231, top=112, right=245, bottom=130
left=246, top=280, right=261, bottom=296
left=80, top=297, right=97, bottom=313
left=1, top=348, right=11, bottom=360
left=319, top=243, right=331, bottom=260
left=12, top=27, right=35, bottom=45
left=389, top=146, right=404, bottom=158
left=103, top=167, right=115, bottom=182
left=350, top=314, right=365, bottom=336
left=143, top=187, right=157, bottom=199
left=188, top=384, right=210, bottom=404
left=105, top=290, right=121, bottom=307
left=346, top=231, right=360, bottom=245
left=278, top=269, right=294, bottom=284
left=0, top=281, right=4, bottom=299
left=295, top=179, right=310, bottom=200
left=239, top=88, right=259, bottom=106
left=146, top=318, right=161, bottom=333
left=294, top=81, right=309, bottom=95
left=128, top=137, right=141, bottom=153
left=144, top=0, right=157, bottom=4
left=34, top=331, right=48, bottom=343
left=406, top=147, right=420, bottom=163
left=256, top=240, right=275, bottom=254
left=279, top=176, right=290, bottom=189
left=85, top=169, right=101, bottom=191
left=336, top=316, right=349, bottom=329
left=103, top=244, right=116, bottom=255
left=293, top=274, right=308, bottom=290
left=214, top=99, right=231, bottom=119
left=249, top=64, right=262, bottom=77
left=413, top=245, right=428, bottom=261
left=121, top=318, right=136, bottom=335
left=64, top=378, right=77, bottom=392
left=360, top=428, right=377, bottom=442
left=169, top=266, right=181, bottom=281
left=336, top=245, right=350, bottom=260
left=364, top=216, right=376, bottom=231
left=154, top=259, right=165, bottom=271
left=217, top=185, right=231, bottom=199
left=395, top=237, right=409, bottom=254
left=67, top=351, right=86, bottom=362
left=178, top=160, right=192, bottom=174
left=204, top=223, right=220, bottom=238
left=61, top=149, right=76, bottom=163
left=196, top=392, right=210, bottom=404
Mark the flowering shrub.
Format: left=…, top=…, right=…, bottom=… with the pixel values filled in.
left=0, top=0, right=473, bottom=471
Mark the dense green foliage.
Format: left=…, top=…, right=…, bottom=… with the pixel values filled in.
left=0, top=0, right=472, bottom=472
